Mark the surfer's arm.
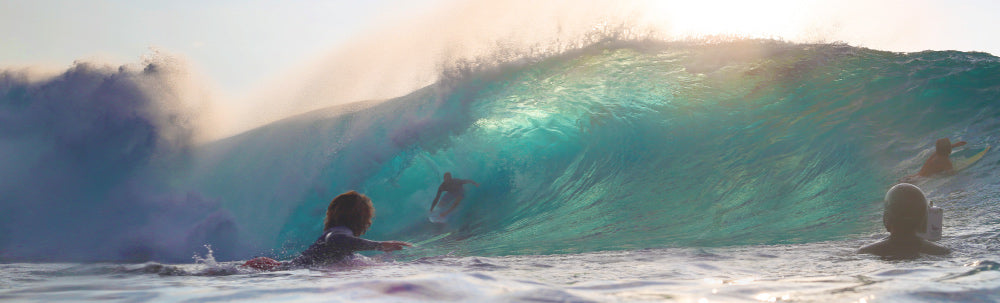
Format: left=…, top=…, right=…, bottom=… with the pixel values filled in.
left=378, top=241, right=412, bottom=252
left=327, top=233, right=383, bottom=252
left=952, top=141, right=967, bottom=148
left=329, top=234, right=411, bottom=252
left=462, top=179, right=479, bottom=187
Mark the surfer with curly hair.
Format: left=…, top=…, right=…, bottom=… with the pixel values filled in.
left=858, top=183, right=950, bottom=259
left=242, top=191, right=411, bottom=270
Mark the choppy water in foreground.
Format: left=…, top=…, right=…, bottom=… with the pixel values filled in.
left=3, top=241, right=1000, bottom=302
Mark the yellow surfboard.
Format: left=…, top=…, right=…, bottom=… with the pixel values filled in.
left=953, top=145, right=990, bottom=171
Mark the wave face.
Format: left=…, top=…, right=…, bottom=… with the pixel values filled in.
left=4, top=40, right=1000, bottom=262
left=187, top=40, right=1000, bottom=259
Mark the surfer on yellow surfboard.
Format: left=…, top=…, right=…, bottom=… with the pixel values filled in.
left=900, top=137, right=990, bottom=183
left=913, top=138, right=967, bottom=177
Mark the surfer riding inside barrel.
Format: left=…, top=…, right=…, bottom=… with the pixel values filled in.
left=857, top=183, right=950, bottom=259
left=915, top=138, right=966, bottom=177
left=429, top=172, right=479, bottom=220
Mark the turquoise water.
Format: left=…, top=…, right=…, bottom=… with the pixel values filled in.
left=3, top=40, right=1000, bottom=301
left=186, top=41, right=999, bottom=259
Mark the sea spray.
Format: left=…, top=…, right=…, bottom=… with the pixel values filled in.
left=0, top=56, right=245, bottom=263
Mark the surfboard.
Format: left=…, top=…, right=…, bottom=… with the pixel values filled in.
left=952, top=144, right=990, bottom=171
left=428, top=192, right=459, bottom=223
left=428, top=212, right=449, bottom=223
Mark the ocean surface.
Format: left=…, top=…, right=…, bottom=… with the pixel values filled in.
left=3, top=40, right=1000, bottom=302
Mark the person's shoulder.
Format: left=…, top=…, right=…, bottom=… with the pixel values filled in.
left=857, top=239, right=891, bottom=256
left=858, top=238, right=950, bottom=258
left=323, top=227, right=355, bottom=241
left=920, top=240, right=951, bottom=255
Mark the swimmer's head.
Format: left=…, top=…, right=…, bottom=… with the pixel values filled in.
left=324, top=191, right=375, bottom=236
left=935, top=138, right=952, bottom=155
left=883, top=183, right=928, bottom=234
left=444, top=172, right=452, bottom=180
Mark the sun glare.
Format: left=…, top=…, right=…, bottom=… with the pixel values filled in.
left=648, top=0, right=817, bottom=39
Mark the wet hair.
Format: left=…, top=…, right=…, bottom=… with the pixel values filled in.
left=323, top=191, right=375, bottom=236
left=883, top=183, right=928, bottom=234
left=935, top=138, right=952, bottom=155
left=443, top=172, right=452, bottom=180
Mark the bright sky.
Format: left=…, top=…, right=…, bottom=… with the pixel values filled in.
left=2, top=0, right=999, bottom=133
left=4, top=0, right=999, bottom=92
left=4, top=0, right=1000, bottom=92
left=0, top=0, right=440, bottom=95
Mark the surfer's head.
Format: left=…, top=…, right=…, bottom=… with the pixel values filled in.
left=324, top=191, right=375, bottom=236
left=443, top=172, right=452, bottom=180
left=935, top=138, right=953, bottom=155
left=883, top=183, right=928, bottom=234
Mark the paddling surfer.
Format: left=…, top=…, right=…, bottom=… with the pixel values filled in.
left=242, top=191, right=411, bottom=270
left=915, top=138, right=966, bottom=177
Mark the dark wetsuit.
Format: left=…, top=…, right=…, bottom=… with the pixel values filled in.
left=290, top=226, right=381, bottom=266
